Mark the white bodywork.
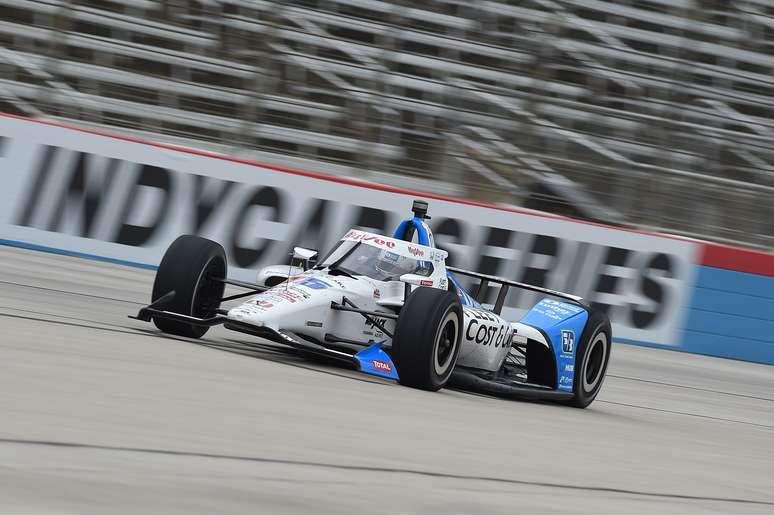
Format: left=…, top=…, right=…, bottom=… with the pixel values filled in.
left=227, top=229, right=514, bottom=372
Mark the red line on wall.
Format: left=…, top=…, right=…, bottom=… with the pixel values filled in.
left=700, top=243, right=774, bottom=277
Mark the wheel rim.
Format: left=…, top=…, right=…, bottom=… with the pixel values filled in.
left=192, top=257, right=225, bottom=317
left=433, top=310, right=459, bottom=377
left=582, top=332, right=608, bottom=393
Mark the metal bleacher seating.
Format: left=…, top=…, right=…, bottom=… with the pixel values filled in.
left=0, top=0, right=773, bottom=247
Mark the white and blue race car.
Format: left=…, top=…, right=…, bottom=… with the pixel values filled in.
left=132, top=200, right=611, bottom=407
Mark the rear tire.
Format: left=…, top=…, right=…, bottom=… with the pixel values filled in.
left=151, top=235, right=227, bottom=338
left=392, top=287, right=463, bottom=391
left=568, top=310, right=612, bottom=408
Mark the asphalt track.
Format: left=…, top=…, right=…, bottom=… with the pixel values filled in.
left=0, top=245, right=772, bottom=514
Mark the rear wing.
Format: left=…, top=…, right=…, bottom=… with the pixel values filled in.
left=446, top=266, right=588, bottom=315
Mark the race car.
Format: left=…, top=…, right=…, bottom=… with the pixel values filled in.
left=131, top=200, right=611, bottom=407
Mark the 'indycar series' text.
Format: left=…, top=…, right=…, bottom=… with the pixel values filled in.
left=132, top=201, right=612, bottom=407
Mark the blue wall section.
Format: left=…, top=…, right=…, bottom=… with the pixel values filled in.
left=682, top=266, right=774, bottom=364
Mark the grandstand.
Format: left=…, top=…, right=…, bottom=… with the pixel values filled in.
left=1, top=0, right=772, bottom=248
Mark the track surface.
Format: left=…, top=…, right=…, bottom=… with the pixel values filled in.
left=1, top=245, right=773, bottom=514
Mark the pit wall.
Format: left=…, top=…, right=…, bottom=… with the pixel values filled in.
left=0, top=114, right=771, bottom=364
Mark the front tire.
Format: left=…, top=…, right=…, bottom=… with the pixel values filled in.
left=151, top=235, right=227, bottom=338
left=568, top=310, right=612, bottom=408
left=392, top=287, right=463, bottom=391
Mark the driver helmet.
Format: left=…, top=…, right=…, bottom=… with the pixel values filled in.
left=374, top=249, right=432, bottom=278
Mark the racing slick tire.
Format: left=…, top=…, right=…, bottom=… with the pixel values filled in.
left=568, top=310, right=612, bottom=408
left=392, top=287, right=463, bottom=391
left=151, top=235, right=227, bottom=338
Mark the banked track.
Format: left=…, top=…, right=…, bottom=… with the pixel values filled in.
left=1, top=245, right=772, bottom=514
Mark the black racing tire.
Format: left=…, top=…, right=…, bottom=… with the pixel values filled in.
left=392, top=287, right=463, bottom=391
left=568, top=310, right=612, bottom=408
left=151, top=235, right=227, bottom=338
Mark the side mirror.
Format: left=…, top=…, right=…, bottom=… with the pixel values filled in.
left=292, top=247, right=318, bottom=271
left=293, top=247, right=318, bottom=261
left=399, top=273, right=434, bottom=287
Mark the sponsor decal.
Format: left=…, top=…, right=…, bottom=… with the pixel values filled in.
left=372, top=360, right=392, bottom=372
left=256, top=299, right=274, bottom=309
left=287, top=286, right=311, bottom=298
left=326, top=278, right=346, bottom=288
left=299, top=277, right=331, bottom=290
left=561, top=330, right=575, bottom=354
left=464, top=311, right=511, bottom=348
left=373, top=288, right=381, bottom=299
left=420, top=279, right=434, bottom=286
left=559, top=376, right=573, bottom=385
left=344, top=230, right=396, bottom=249
left=541, top=299, right=583, bottom=315
left=268, top=289, right=307, bottom=303
left=465, top=307, right=498, bottom=322
left=407, top=246, right=424, bottom=257
left=305, top=321, right=323, bottom=327
left=365, top=315, right=389, bottom=331
left=231, top=304, right=263, bottom=316
left=279, top=332, right=296, bottom=342
left=530, top=299, right=586, bottom=322
left=564, top=364, right=574, bottom=372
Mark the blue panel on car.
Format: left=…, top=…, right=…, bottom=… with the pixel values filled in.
left=354, top=342, right=400, bottom=380
left=521, top=299, right=589, bottom=392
